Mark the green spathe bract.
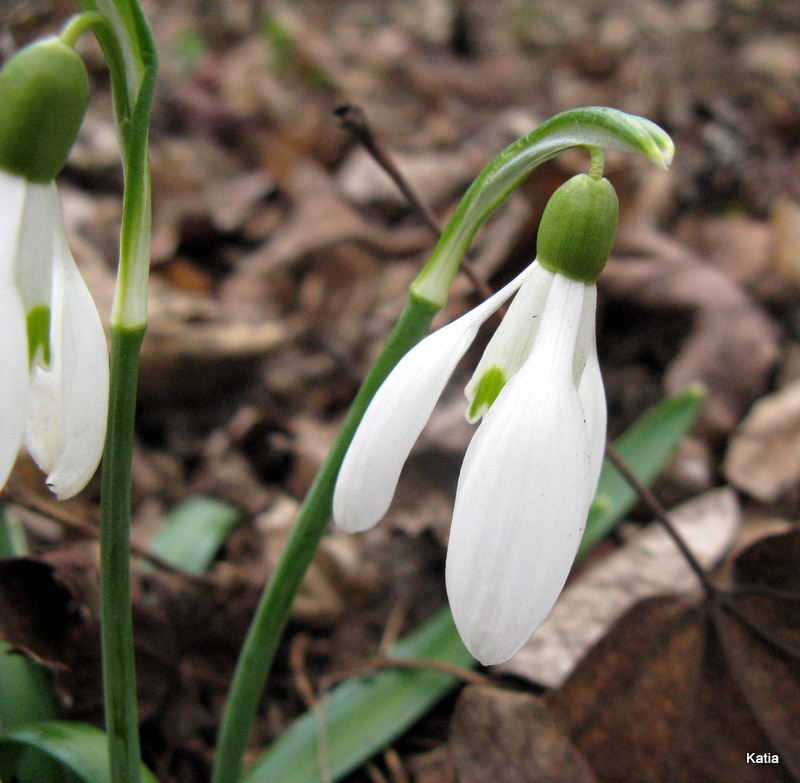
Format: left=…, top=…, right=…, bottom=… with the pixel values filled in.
left=537, top=174, right=619, bottom=284
left=0, top=38, right=89, bottom=183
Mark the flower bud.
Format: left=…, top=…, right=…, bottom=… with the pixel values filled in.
left=536, top=173, right=619, bottom=284
left=0, top=37, right=89, bottom=183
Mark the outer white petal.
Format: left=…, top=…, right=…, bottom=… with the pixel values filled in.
left=446, top=273, right=594, bottom=665
left=464, top=262, right=554, bottom=422
left=0, top=171, right=30, bottom=489
left=25, top=185, right=109, bottom=499
left=334, top=267, right=533, bottom=533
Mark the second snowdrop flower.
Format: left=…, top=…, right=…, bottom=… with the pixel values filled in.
left=334, top=169, right=618, bottom=664
left=0, top=36, right=109, bottom=499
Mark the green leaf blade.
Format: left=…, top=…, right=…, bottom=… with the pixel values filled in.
left=242, top=608, right=472, bottom=783
left=150, top=495, right=239, bottom=575
left=0, top=721, right=159, bottom=783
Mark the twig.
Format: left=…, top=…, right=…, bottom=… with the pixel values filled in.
left=289, top=633, right=333, bottom=783
left=604, top=441, right=717, bottom=597
left=289, top=632, right=319, bottom=709
left=1, top=487, right=209, bottom=584
left=384, top=746, right=411, bottom=783
left=334, top=104, right=442, bottom=237
left=334, top=103, right=497, bottom=304
left=379, top=598, right=410, bottom=652
left=322, top=653, right=488, bottom=694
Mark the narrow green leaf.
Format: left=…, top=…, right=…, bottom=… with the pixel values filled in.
left=243, top=384, right=704, bottom=783
left=150, top=495, right=239, bottom=575
left=0, top=721, right=159, bottom=783
left=0, top=643, right=66, bottom=783
left=242, top=608, right=473, bottom=783
left=0, top=643, right=60, bottom=727
left=579, top=382, right=706, bottom=559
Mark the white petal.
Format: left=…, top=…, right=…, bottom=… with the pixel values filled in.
left=25, top=185, right=109, bottom=499
left=334, top=267, right=533, bottom=533
left=579, top=334, right=607, bottom=491
left=446, top=273, right=594, bottom=664
left=464, top=262, right=554, bottom=422
left=0, top=172, right=30, bottom=488
left=571, top=284, right=606, bottom=490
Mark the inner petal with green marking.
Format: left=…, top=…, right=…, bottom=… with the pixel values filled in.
left=26, top=304, right=51, bottom=367
left=467, top=365, right=506, bottom=422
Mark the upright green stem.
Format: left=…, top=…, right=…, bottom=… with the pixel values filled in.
left=71, top=2, right=156, bottom=780
left=211, top=294, right=440, bottom=783
left=99, top=325, right=146, bottom=783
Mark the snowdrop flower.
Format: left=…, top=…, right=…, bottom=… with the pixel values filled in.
left=0, top=37, right=109, bottom=499
left=334, top=172, right=618, bottom=664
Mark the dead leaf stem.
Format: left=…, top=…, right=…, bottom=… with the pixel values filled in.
left=604, top=442, right=717, bottom=598
left=334, top=102, right=496, bottom=303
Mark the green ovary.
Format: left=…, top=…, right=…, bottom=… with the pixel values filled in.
left=468, top=365, right=506, bottom=420
left=27, top=305, right=51, bottom=367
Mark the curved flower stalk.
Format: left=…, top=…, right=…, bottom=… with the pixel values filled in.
left=0, top=37, right=108, bottom=499
left=334, top=172, right=618, bottom=664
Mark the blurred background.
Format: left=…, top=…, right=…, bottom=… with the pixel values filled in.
left=1, top=1, right=799, bottom=781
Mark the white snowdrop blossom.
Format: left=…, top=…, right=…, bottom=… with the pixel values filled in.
left=0, top=37, right=108, bottom=499
left=0, top=171, right=109, bottom=499
left=334, top=173, right=618, bottom=664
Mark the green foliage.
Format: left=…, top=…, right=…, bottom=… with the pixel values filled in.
left=0, top=722, right=159, bottom=783
left=150, top=495, right=239, bottom=575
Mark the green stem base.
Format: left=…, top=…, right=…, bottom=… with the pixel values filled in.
left=100, top=325, right=145, bottom=783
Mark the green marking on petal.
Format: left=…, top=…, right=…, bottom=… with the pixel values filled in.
left=27, top=305, right=51, bottom=367
left=467, top=365, right=506, bottom=421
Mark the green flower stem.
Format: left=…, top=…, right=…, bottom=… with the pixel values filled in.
left=59, top=12, right=107, bottom=48
left=74, top=2, right=157, bottom=782
left=211, top=293, right=440, bottom=783
left=99, top=324, right=146, bottom=783
left=588, top=146, right=605, bottom=180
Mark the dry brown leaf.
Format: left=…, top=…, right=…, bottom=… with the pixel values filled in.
left=675, top=212, right=773, bottom=288
left=770, top=198, right=800, bottom=287
left=336, top=144, right=486, bottom=211
left=243, top=163, right=432, bottom=275
left=254, top=495, right=376, bottom=626
left=0, top=558, right=74, bottom=666
left=137, top=280, right=288, bottom=404
left=449, top=685, right=598, bottom=783
left=605, top=227, right=779, bottom=436
left=724, top=379, right=800, bottom=501
left=549, top=529, right=800, bottom=783
left=497, top=487, right=740, bottom=688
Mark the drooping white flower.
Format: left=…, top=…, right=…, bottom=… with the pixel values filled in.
left=0, top=36, right=108, bottom=499
left=333, top=172, right=618, bottom=664
left=0, top=171, right=109, bottom=499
